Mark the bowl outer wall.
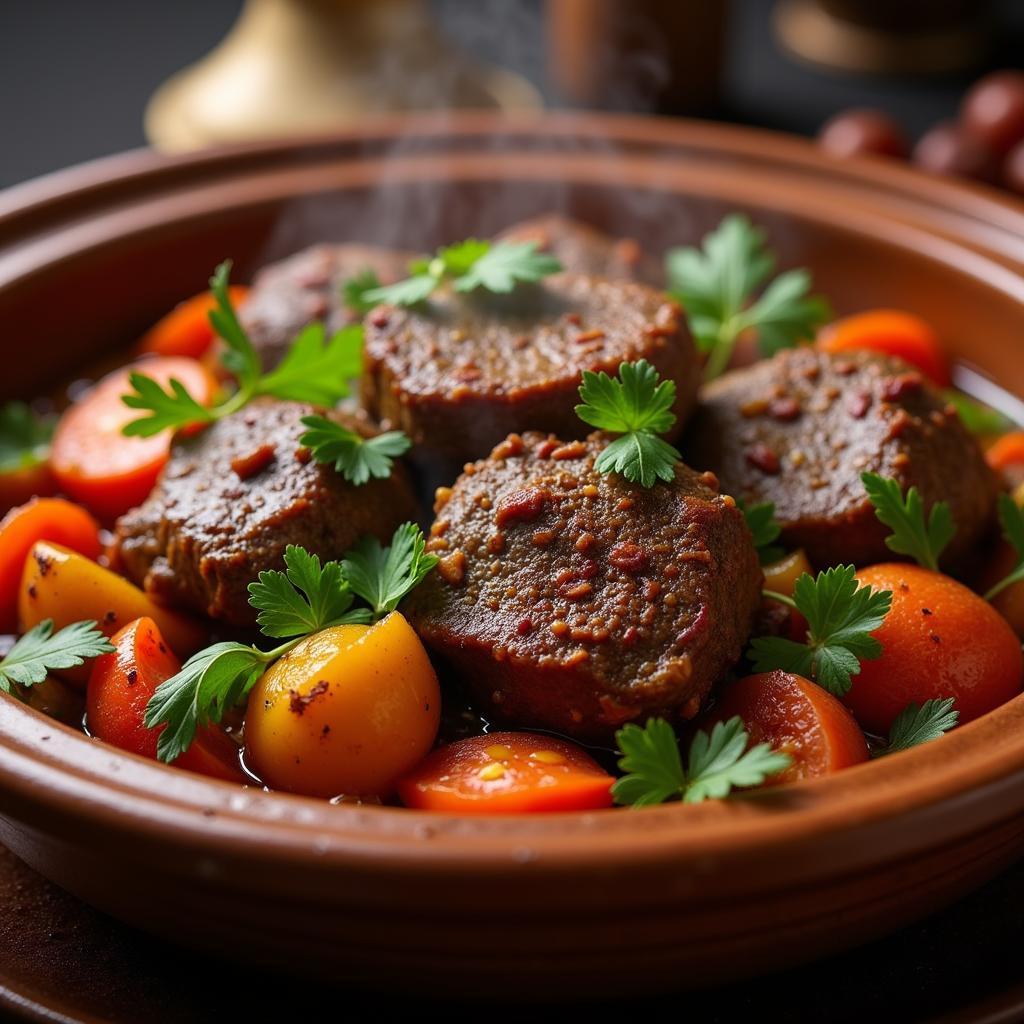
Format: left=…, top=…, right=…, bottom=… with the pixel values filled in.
left=0, top=113, right=1024, bottom=994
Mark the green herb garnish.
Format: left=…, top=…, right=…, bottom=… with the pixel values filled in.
left=666, top=214, right=830, bottom=381
left=738, top=499, right=784, bottom=565
left=0, top=619, right=113, bottom=695
left=122, top=262, right=363, bottom=437
left=144, top=525, right=435, bottom=762
left=861, top=472, right=954, bottom=572
left=944, top=391, right=1012, bottom=436
left=984, top=494, right=1024, bottom=602
left=575, top=359, right=681, bottom=488
left=360, top=239, right=562, bottom=307
left=342, top=268, right=384, bottom=315
left=341, top=522, right=438, bottom=619
left=751, top=565, right=892, bottom=697
left=0, top=403, right=55, bottom=475
left=612, top=716, right=792, bottom=807
left=299, top=415, right=410, bottom=486
left=873, top=698, right=959, bottom=758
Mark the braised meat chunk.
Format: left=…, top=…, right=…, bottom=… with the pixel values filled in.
left=685, top=347, right=999, bottom=568
left=362, top=274, right=698, bottom=466
left=112, top=399, right=418, bottom=627
left=497, top=213, right=662, bottom=284
left=241, top=243, right=414, bottom=370
left=405, top=432, right=763, bottom=742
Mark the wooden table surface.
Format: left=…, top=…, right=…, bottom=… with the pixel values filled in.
left=2, top=843, right=1023, bottom=1024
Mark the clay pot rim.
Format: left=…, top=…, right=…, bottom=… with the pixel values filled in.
left=1, top=112, right=1023, bottom=880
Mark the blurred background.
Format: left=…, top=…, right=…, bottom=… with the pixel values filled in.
left=1, top=0, right=1023, bottom=191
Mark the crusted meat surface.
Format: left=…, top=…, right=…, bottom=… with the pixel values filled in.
left=112, top=399, right=418, bottom=627
left=405, top=432, right=762, bottom=741
left=361, top=274, right=698, bottom=466
left=685, top=348, right=999, bottom=567
left=240, top=243, right=414, bottom=370
left=497, top=213, right=662, bottom=284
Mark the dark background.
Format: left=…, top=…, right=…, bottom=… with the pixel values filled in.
left=2, top=0, right=1023, bottom=191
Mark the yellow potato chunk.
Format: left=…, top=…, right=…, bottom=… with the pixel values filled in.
left=762, top=548, right=812, bottom=598
left=19, top=541, right=207, bottom=674
left=244, top=613, right=441, bottom=799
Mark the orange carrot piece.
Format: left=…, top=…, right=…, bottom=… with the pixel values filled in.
left=50, top=357, right=218, bottom=521
left=138, top=286, right=249, bottom=359
left=817, top=309, right=950, bottom=386
left=0, top=498, right=100, bottom=632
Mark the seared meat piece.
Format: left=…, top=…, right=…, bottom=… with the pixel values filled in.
left=685, top=348, right=999, bottom=568
left=240, top=243, right=414, bottom=370
left=497, top=213, right=662, bottom=284
left=405, top=432, right=762, bottom=742
left=112, top=399, right=418, bottom=627
left=362, top=274, right=698, bottom=466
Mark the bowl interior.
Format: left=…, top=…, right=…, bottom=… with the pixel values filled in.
left=1, top=114, right=1024, bottom=860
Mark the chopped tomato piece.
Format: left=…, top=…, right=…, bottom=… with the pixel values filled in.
left=847, top=564, right=1023, bottom=733
left=704, top=671, right=869, bottom=783
left=397, top=732, right=614, bottom=813
left=86, top=617, right=244, bottom=781
left=817, top=309, right=950, bottom=386
left=51, top=357, right=218, bottom=521
left=138, top=286, right=249, bottom=359
left=0, top=498, right=101, bottom=632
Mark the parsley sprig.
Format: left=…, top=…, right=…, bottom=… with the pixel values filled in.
left=342, top=522, right=438, bottom=618
left=612, top=716, right=792, bottom=807
left=299, top=415, right=410, bottom=486
left=0, top=403, right=55, bottom=475
left=144, top=524, right=436, bottom=762
left=984, top=494, right=1024, bottom=602
left=575, top=360, right=682, bottom=487
left=751, top=565, right=892, bottom=696
left=738, top=499, right=784, bottom=565
left=122, top=262, right=363, bottom=437
left=0, top=619, right=113, bottom=696
left=666, top=214, right=830, bottom=381
left=861, top=472, right=954, bottom=572
left=873, top=698, right=959, bottom=758
left=356, top=239, right=562, bottom=308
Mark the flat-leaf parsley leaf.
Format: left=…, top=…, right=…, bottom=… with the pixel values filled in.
left=575, top=360, right=681, bottom=487
left=861, top=472, right=954, bottom=572
left=751, top=565, right=892, bottom=696
left=874, top=697, right=959, bottom=758
left=612, top=716, right=791, bottom=807
left=299, top=415, right=411, bottom=486
left=666, top=214, right=830, bottom=381
left=0, top=619, right=113, bottom=695
left=122, top=262, right=361, bottom=436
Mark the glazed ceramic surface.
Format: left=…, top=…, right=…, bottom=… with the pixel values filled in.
left=1, top=114, right=1023, bottom=997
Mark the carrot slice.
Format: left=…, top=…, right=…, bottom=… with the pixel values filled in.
left=138, top=286, right=249, bottom=359
left=0, top=498, right=101, bottom=632
left=704, top=671, right=869, bottom=783
left=397, top=732, right=614, bottom=813
left=986, top=431, right=1024, bottom=473
left=817, top=309, right=950, bottom=386
left=50, top=357, right=218, bottom=521
left=87, top=617, right=244, bottom=782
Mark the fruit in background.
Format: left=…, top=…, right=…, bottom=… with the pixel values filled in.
left=818, top=108, right=908, bottom=160
left=1004, top=139, right=1024, bottom=196
left=960, top=71, right=1024, bottom=157
left=912, top=121, right=999, bottom=184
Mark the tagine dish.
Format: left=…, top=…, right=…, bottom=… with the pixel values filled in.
left=1, top=207, right=1021, bottom=815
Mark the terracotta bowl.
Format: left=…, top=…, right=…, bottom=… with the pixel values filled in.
left=1, top=114, right=1023, bottom=998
